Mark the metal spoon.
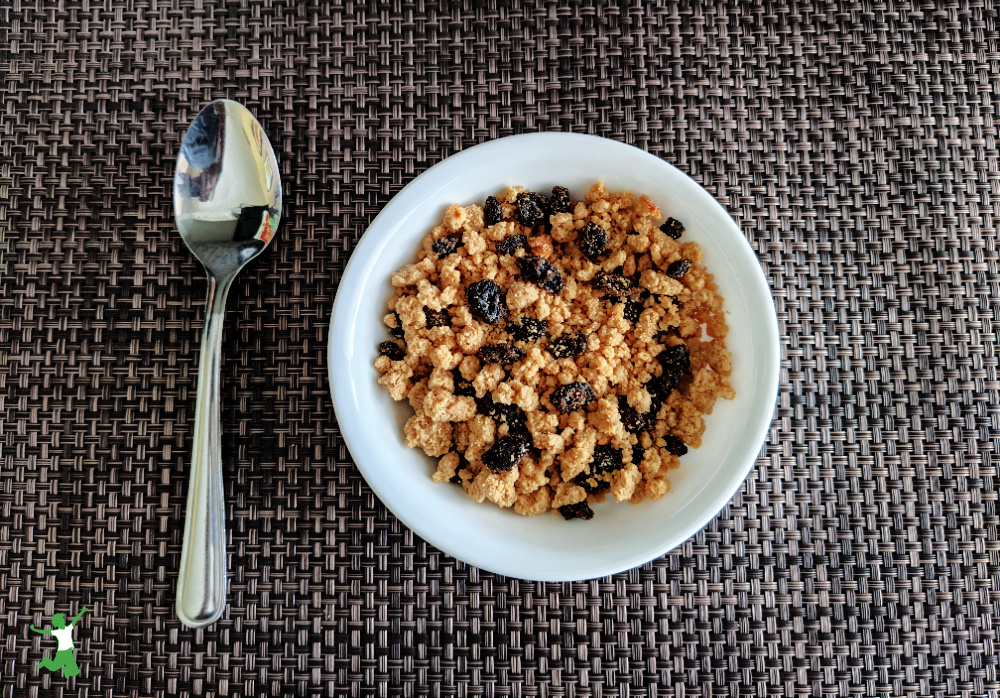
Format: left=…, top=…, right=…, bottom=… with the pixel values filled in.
left=173, top=99, right=281, bottom=628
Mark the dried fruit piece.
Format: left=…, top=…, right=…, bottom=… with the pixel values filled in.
left=378, top=341, right=405, bottom=361
left=592, top=272, right=631, bottom=297
left=660, top=217, right=684, bottom=239
left=517, top=255, right=564, bottom=294
left=484, top=195, right=504, bottom=226
left=666, top=259, right=692, bottom=279
left=482, top=435, right=529, bottom=472
left=651, top=342, right=690, bottom=395
left=549, top=186, right=572, bottom=214
left=507, top=316, right=548, bottom=341
left=631, top=445, right=646, bottom=466
left=467, top=279, right=508, bottom=325
left=645, top=395, right=664, bottom=424
left=516, top=192, right=549, bottom=227
left=664, top=434, right=688, bottom=456
left=389, top=312, right=405, bottom=338
left=480, top=399, right=529, bottom=435
left=497, top=233, right=527, bottom=255
left=659, top=343, right=690, bottom=372
left=477, top=343, right=526, bottom=364
left=618, top=397, right=649, bottom=433
left=517, top=194, right=545, bottom=228
left=431, top=235, right=462, bottom=256
left=453, top=370, right=476, bottom=397
left=624, top=299, right=644, bottom=322
left=590, top=445, right=623, bottom=475
left=551, top=382, right=596, bottom=414
left=559, top=501, right=594, bottom=520
left=577, top=222, right=608, bottom=260
left=574, top=471, right=609, bottom=494
left=424, top=307, right=450, bottom=327
left=548, top=333, right=587, bottom=359
left=653, top=363, right=686, bottom=395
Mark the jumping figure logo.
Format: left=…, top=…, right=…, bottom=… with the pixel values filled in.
left=30, top=607, right=88, bottom=678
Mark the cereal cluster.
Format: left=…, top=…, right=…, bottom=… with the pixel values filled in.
left=374, top=183, right=734, bottom=520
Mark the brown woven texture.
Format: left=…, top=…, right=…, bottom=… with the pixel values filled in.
left=2, top=1, right=999, bottom=696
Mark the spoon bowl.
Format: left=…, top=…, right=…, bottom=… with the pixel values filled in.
left=175, top=100, right=280, bottom=275
left=173, top=99, right=281, bottom=628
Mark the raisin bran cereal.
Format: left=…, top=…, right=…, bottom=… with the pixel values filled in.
left=374, top=184, right=735, bottom=520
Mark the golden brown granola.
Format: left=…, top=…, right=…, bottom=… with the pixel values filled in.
left=375, top=183, right=735, bottom=520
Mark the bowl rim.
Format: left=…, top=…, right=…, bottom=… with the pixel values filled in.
left=328, top=132, right=780, bottom=580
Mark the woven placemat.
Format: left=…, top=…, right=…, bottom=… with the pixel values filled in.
left=2, top=1, right=998, bottom=696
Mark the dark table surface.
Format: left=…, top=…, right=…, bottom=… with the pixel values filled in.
left=2, top=1, right=999, bottom=697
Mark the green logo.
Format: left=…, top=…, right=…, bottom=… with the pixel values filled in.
left=30, top=607, right=88, bottom=678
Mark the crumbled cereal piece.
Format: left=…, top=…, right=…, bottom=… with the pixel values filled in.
left=391, top=257, right=435, bottom=287
left=639, top=269, right=685, bottom=296
left=432, top=452, right=461, bottom=483
left=560, top=427, right=598, bottom=481
left=610, top=462, right=642, bottom=502
left=552, top=481, right=588, bottom=508
left=515, top=455, right=549, bottom=494
left=644, top=476, right=670, bottom=500
left=467, top=468, right=519, bottom=508
left=456, top=322, right=487, bottom=354
left=514, top=486, right=551, bottom=516
left=463, top=414, right=496, bottom=463
left=472, top=364, right=505, bottom=398
left=404, top=414, right=453, bottom=457
left=376, top=360, right=414, bottom=401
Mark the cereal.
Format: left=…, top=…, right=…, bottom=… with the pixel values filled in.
left=375, top=183, right=735, bottom=519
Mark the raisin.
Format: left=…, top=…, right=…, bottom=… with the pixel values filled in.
left=618, top=398, right=649, bottom=433
left=497, top=233, right=527, bottom=255
left=517, top=255, right=564, bottom=293
left=484, top=195, right=504, bottom=226
left=578, top=222, right=609, bottom=260
left=482, top=435, right=530, bottom=472
left=574, top=471, right=609, bottom=494
left=660, top=217, right=684, bottom=239
left=653, top=363, right=686, bottom=395
left=507, top=316, right=548, bottom=341
left=646, top=395, right=664, bottom=423
left=549, top=186, right=572, bottom=214
left=559, top=501, right=594, bottom=521
left=431, top=235, right=462, bottom=256
left=593, top=272, right=632, bottom=297
left=477, top=343, right=526, bottom=365
left=660, top=343, right=690, bottom=373
left=450, top=454, right=470, bottom=484
left=590, top=445, right=623, bottom=476
left=516, top=192, right=547, bottom=227
left=551, top=382, right=596, bottom=414
left=377, top=341, right=405, bottom=361
left=389, top=312, right=405, bottom=338
left=666, top=259, right=692, bottom=279
left=453, top=370, right=476, bottom=397
left=467, top=279, right=508, bottom=325
left=664, top=434, right=688, bottom=457
left=480, top=399, right=529, bottom=435
left=624, top=299, right=644, bottom=322
left=424, top=307, right=450, bottom=328
left=632, top=445, right=646, bottom=466
left=548, top=333, right=588, bottom=359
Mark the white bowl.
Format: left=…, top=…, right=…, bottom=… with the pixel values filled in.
left=328, top=133, right=780, bottom=581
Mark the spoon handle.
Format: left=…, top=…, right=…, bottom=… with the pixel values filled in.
left=176, top=274, right=232, bottom=628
